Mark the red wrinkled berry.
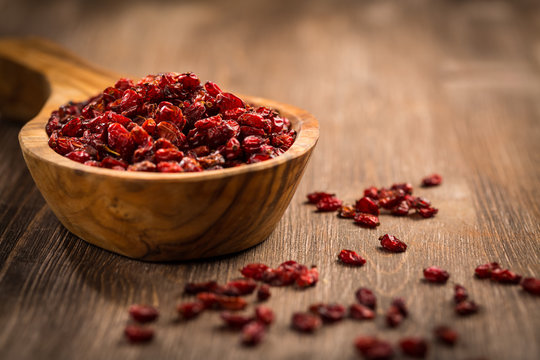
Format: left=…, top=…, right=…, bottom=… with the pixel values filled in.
left=184, top=280, right=219, bottom=294
left=391, top=182, right=413, bottom=194
left=338, top=205, right=356, bottom=218
left=399, top=337, right=428, bottom=358
left=124, top=324, right=154, bottom=343
left=354, top=336, right=394, bottom=360
left=222, top=278, right=257, bottom=296
left=196, top=292, right=218, bottom=308
left=240, top=263, right=269, bottom=280
left=220, top=312, right=253, bottom=329
left=316, top=196, right=343, bottom=212
left=417, top=206, right=438, bottom=218
left=355, top=288, right=377, bottom=310
left=454, top=284, right=468, bottom=303
left=255, top=306, right=275, bottom=326
left=354, top=213, right=380, bottom=228
left=379, top=234, right=407, bottom=253
left=386, top=306, right=404, bottom=328
left=349, top=304, right=375, bottom=320
left=390, top=297, right=408, bottom=317
left=307, top=192, right=334, bottom=204
left=241, top=321, right=265, bottom=346
left=455, top=300, right=479, bottom=316
left=177, top=301, right=205, bottom=319
left=434, top=325, right=458, bottom=345
left=128, top=304, right=159, bottom=323
left=291, top=312, right=322, bottom=333
left=309, top=303, right=346, bottom=323
left=216, top=296, right=247, bottom=311
left=364, top=187, right=379, bottom=199
left=491, top=268, right=522, bottom=284
left=257, top=284, right=271, bottom=301
left=521, top=277, right=540, bottom=295
left=423, top=266, right=450, bottom=284
left=296, top=266, right=319, bottom=288
left=391, top=200, right=410, bottom=216
left=355, top=197, right=380, bottom=216
left=475, top=262, right=500, bottom=279
left=339, top=249, right=366, bottom=266
left=422, top=173, right=443, bottom=187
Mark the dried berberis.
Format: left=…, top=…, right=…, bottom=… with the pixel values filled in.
left=309, top=303, right=346, bottom=323
left=354, top=336, right=394, bottom=360
left=128, top=304, right=159, bottom=323
left=421, top=173, right=443, bottom=187
left=355, top=288, right=377, bottom=310
left=47, top=73, right=296, bottom=171
left=379, top=234, right=407, bottom=253
left=349, top=304, right=375, bottom=320
left=291, top=312, right=322, bottom=333
left=434, top=325, right=458, bottom=345
left=455, top=300, right=479, bottom=316
left=423, top=266, right=450, bottom=284
left=474, top=262, right=523, bottom=285
left=399, top=337, right=428, bottom=358
left=124, top=324, right=154, bottom=343
left=241, top=260, right=319, bottom=288
left=521, top=277, right=540, bottom=295
left=338, top=249, right=367, bottom=266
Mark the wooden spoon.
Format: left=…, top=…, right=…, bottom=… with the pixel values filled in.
left=0, top=37, right=319, bottom=261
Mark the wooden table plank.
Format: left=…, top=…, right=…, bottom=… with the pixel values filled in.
left=1, top=1, right=539, bottom=359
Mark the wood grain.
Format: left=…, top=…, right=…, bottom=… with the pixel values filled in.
left=0, top=0, right=539, bottom=359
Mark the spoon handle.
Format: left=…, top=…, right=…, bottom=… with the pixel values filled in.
left=0, top=37, right=119, bottom=122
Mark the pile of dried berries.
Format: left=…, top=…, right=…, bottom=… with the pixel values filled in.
left=307, top=175, right=441, bottom=228
left=241, top=260, right=319, bottom=288
left=46, top=72, right=296, bottom=172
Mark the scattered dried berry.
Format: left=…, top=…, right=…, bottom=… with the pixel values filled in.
left=355, top=197, right=380, bottom=216
left=257, top=284, right=271, bottom=301
left=291, top=312, right=322, bottom=333
left=241, top=263, right=269, bottom=280
left=475, top=262, right=500, bottom=279
left=354, top=336, right=395, bottom=360
left=454, top=285, right=468, bottom=303
left=349, top=304, right=375, bottom=320
left=177, top=301, right=205, bottom=319
left=47, top=73, right=296, bottom=171
left=390, top=298, right=408, bottom=317
left=338, top=205, right=356, bottom=218
left=309, top=303, right=346, bottom=323
left=355, top=288, right=377, bottom=310
left=222, top=278, right=257, bottom=296
left=241, top=321, right=265, bottom=346
left=296, top=266, right=319, bottom=288
left=354, top=213, right=380, bottom=228
left=196, top=292, right=218, bottom=308
left=255, top=306, right=275, bottom=326
left=339, top=249, right=367, bottom=266
left=307, top=192, right=334, bottom=204
left=491, top=268, right=522, bottom=284
left=421, top=174, right=443, bottom=187
left=124, top=324, right=154, bottom=343
left=434, top=325, right=458, bottom=345
left=316, top=196, right=343, bottom=212
left=216, top=296, right=248, bottom=311
left=379, top=234, right=407, bottom=253
left=184, top=280, right=220, bottom=294
left=417, top=206, right=438, bottom=218
left=423, top=266, right=450, bottom=284
left=128, top=304, right=159, bottom=323
left=455, top=300, right=479, bottom=316
left=220, top=312, right=254, bottom=329
left=521, top=277, right=540, bottom=296
left=399, top=337, right=428, bottom=358
left=386, top=306, right=404, bottom=328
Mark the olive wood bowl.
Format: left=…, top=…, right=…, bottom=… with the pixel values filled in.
left=0, top=37, right=319, bottom=261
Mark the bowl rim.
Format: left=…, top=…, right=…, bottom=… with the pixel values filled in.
left=19, top=94, right=319, bottom=182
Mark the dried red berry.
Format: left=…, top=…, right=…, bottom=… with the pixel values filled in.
left=390, top=297, right=408, bottom=317
left=391, top=200, right=410, bottom=216
left=417, top=206, right=438, bottom=218
left=241, top=321, right=265, bottom=346
left=455, top=300, right=479, bottom=316
left=216, top=296, right=247, bottom=311
left=255, top=306, right=275, bottom=326
left=257, top=284, right=271, bottom=301
left=339, top=249, right=366, bottom=266
left=291, top=312, right=322, bottom=332
left=222, top=278, right=257, bottom=296
left=454, top=285, right=468, bottom=303
left=184, top=280, right=219, bottom=294
left=354, top=213, right=380, bottom=228
left=391, top=183, right=413, bottom=194
left=124, top=324, right=154, bottom=343
left=475, top=262, right=501, bottom=279
left=196, top=292, right=218, bottom=308
left=307, top=192, right=334, bottom=204
left=355, top=288, right=377, bottom=310
left=379, top=234, right=407, bottom=253
left=422, top=173, right=443, bottom=187
left=491, top=268, right=522, bottom=284
left=434, top=325, right=458, bottom=345
left=364, top=187, right=379, bottom=199
left=316, top=196, right=343, bottom=212
left=354, top=336, right=394, bottom=360
left=349, top=304, right=375, bottom=320
left=309, top=303, right=346, bottom=323
left=128, top=304, right=159, bottom=323
left=240, top=263, right=269, bottom=280
left=296, top=266, right=319, bottom=288
left=177, top=301, right=205, bottom=319
left=399, top=337, right=428, bottom=358
left=338, top=205, right=356, bottom=218
left=521, top=277, right=540, bottom=295
left=220, top=312, right=254, bottom=329
left=423, top=266, right=450, bottom=284
left=386, top=306, right=404, bottom=328
left=355, top=197, right=380, bottom=216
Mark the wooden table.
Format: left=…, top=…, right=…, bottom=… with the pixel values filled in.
left=1, top=1, right=539, bottom=359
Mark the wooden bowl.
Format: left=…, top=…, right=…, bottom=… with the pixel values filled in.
left=1, top=37, right=319, bottom=261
